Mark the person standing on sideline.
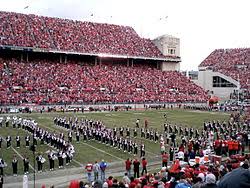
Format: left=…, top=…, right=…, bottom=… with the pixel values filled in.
left=122, top=173, right=131, bottom=185
left=23, top=156, right=29, bottom=174
left=25, top=135, right=30, bottom=147
left=136, top=119, right=140, bottom=128
left=169, top=146, right=174, bottom=162
left=100, top=159, right=107, bottom=181
left=162, top=152, right=169, bottom=167
left=6, top=135, right=11, bottom=149
left=125, top=158, right=132, bottom=177
left=0, top=175, right=3, bottom=188
left=140, top=143, right=145, bottom=158
left=133, top=158, right=140, bottom=178
left=85, top=162, right=93, bottom=183
left=0, top=158, right=4, bottom=176
left=93, top=161, right=100, bottom=181
left=48, top=150, right=55, bottom=171
left=12, top=155, right=18, bottom=176
left=76, top=131, right=80, bottom=143
left=36, top=153, right=43, bottom=173
left=16, top=136, right=20, bottom=148
left=57, top=150, right=64, bottom=169
left=141, top=158, right=147, bottom=176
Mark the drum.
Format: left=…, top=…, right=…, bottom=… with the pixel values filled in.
left=41, top=158, right=46, bottom=164
left=62, top=153, right=66, bottom=159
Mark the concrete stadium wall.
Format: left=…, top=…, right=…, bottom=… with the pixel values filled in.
left=197, top=68, right=239, bottom=99
left=161, top=61, right=180, bottom=71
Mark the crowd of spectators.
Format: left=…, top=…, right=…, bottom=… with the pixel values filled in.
left=200, top=48, right=250, bottom=90
left=0, top=57, right=208, bottom=105
left=0, top=11, right=168, bottom=59
left=65, top=159, right=250, bottom=188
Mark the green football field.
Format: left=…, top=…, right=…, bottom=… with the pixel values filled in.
left=0, top=109, right=230, bottom=175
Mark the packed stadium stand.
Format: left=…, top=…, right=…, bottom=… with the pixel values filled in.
left=199, top=48, right=250, bottom=90
left=0, top=11, right=208, bottom=105
left=0, top=11, right=170, bottom=58
left=0, top=57, right=208, bottom=105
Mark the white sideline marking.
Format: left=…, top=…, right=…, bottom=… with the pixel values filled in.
left=0, top=135, right=35, bottom=171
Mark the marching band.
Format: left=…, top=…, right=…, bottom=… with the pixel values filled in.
left=0, top=116, right=76, bottom=175
left=0, top=114, right=249, bottom=177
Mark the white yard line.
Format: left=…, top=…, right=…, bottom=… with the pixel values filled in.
left=80, top=142, right=124, bottom=161
left=70, top=157, right=83, bottom=167
left=0, top=135, right=35, bottom=171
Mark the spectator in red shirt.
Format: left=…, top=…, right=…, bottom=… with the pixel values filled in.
left=125, top=158, right=132, bottom=177
left=162, top=152, right=169, bottom=167
left=85, top=162, right=93, bottom=183
left=129, top=177, right=137, bottom=188
left=141, top=158, right=148, bottom=176
left=107, top=176, right=113, bottom=188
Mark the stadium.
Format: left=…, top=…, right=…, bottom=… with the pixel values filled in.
left=0, top=2, right=250, bottom=188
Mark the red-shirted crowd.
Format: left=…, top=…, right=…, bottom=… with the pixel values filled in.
left=0, top=11, right=171, bottom=59
left=0, top=58, right=208, bottom=105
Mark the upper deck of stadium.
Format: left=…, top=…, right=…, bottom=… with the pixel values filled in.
left=0, top=11, right=179, bottom=61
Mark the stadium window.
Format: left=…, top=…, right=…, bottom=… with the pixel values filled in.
left=212, top=76, right=237, bottom=88
left=168, top=49, right=175, bottom=55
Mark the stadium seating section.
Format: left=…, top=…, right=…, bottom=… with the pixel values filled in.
left=200, top=48, right=250, bottom=90
left=0, top=11, right=208, bottom=105
left=0, top=57, right=208, bottom=105
left=0, top=11, right=170, bottom=59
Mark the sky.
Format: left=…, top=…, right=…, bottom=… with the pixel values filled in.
left=0, top=0, right=250, bottom=70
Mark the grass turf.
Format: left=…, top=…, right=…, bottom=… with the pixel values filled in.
left=0, top=109, right=229, bottom=175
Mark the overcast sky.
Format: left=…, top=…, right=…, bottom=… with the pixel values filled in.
left=1, top=0, right=250, bottom=70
